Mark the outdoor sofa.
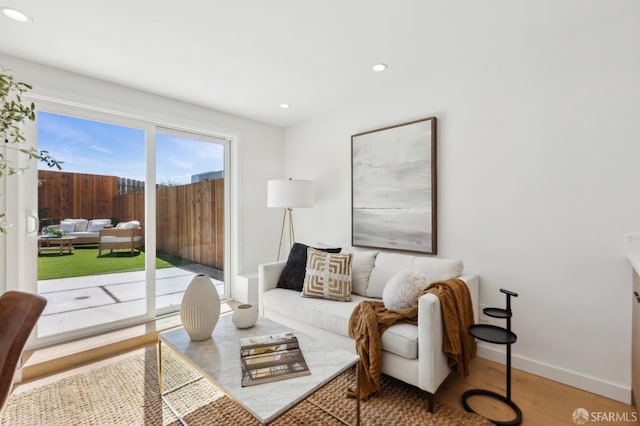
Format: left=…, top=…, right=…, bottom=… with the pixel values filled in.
left=55, top=218, right=112, bottom=244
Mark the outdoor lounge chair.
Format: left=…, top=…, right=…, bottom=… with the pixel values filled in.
left=97, top=221, right=143, bottom=256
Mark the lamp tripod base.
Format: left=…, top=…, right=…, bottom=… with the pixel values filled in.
left=276, top=208, right=295, bottom=260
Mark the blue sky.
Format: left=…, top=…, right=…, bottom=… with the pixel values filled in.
left=37, top=111, right=224, bottom=184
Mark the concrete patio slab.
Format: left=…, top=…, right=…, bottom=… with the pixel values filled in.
left=36, top=266, right=225, bottom=339
left=41, top=287, right=115, bottom=315
left=39, top=299, right=147, bottom=337
left=103, top=282, right=145, bottom=302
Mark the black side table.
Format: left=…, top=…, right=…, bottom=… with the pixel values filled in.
left=462, top=288, right=523, bottom=426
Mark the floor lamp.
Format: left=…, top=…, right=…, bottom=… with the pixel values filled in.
left=267, top=179, right=313, bottom=260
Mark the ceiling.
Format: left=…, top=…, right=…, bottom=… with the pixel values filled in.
left=0, top=1, right=635, bottom=128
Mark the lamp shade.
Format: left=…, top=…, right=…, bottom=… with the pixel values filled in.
left=267, top=179, right=313, bottom=208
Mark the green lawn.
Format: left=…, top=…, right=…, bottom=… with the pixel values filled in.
left=38, top=245, right=186, bottom=280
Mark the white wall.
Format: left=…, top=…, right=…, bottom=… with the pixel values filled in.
left=0, top=53, right=285, bottom=294
left=284, top=14, right=640, bottom=402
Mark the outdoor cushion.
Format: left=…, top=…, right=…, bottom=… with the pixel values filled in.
left=116, top=220, right=140, bottom=229
left=59, top=221, right=76, bottom=233
left=69, top=232, right=99, bottom=237
left=88, top=219, right=111, bottom=232
left=63, top=218, right=89, bottom=232
left=100, top=236, right=143, bottom=243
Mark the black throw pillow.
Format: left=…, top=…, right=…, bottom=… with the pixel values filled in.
left=276, top=242, right=341, bottom=291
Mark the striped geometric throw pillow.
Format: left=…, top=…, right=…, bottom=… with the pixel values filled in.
left=302, top=248, right=353, bottom=301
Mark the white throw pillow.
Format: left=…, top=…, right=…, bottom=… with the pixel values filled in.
left=64, top=218, right=88, bottom=232
left=59, top=221, right=76, bottom=233
left=117, top=221, right=140, bottom=229
left=88, top=220, right=110, bottom=232
left=382, top=269, right=431, bottom=311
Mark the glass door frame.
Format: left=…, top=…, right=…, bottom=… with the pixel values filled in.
left=16, top=98, right=233, bottom=349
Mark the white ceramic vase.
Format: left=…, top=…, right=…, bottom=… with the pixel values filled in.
left=231, top=304, right=258, bottom=329
left=181, top=274, right=221, bottom=341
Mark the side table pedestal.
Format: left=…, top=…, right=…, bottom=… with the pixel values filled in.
left=462, top=289, right=522, bottom=426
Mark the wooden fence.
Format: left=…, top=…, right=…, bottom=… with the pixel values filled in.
left=38, top=170, right=224, bottom=269
left=155, top=179, right=224, bottom=269
left=38, top=170, right=119, bottom=221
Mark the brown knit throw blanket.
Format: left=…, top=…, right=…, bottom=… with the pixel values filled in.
left=347, top=278, right=477, bottom=399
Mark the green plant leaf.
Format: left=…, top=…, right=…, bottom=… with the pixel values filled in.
left=1, top=67, right=61, bottom=233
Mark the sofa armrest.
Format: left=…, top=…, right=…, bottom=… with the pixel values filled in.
left=417, top=274, right=479, bottom=393
left=458, top=274, right=479, bottom=323
left=417, top=292, right=444, bottom=393
left=258, top=261, right=286, bottom=314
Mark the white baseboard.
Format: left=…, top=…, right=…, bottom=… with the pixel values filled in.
left=477, top=343, right=631, bottom=405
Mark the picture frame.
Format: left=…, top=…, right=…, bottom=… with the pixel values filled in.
left=351, top=117, right=437, bottom=254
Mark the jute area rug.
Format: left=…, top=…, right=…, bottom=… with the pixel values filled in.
left=1, top=347, right=491, bottom=425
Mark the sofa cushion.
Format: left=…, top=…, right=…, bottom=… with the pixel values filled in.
left=88, top=219, right=111, bottom=232
left=367, top=253, right=463, bottom=298
left=263, top=288, right=419, bottom=359
left=277, top=242, right=341, bottom=291
left=116, top=220, right=140, bottom=229
left=100, top=236, right=143, bottom=243
left=348, top=250, right=379, bottom=296
left=302, top=249, right=353, bottom=301
left=68, top=231, right=100, bottom=239
left=64, top=218, right=88, bottom=232
left=59, top=221, right=76, bottom=233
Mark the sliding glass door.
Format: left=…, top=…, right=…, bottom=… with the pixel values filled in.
left=16, top=103, right=230, bottom=347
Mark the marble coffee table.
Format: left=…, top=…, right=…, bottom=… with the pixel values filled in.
left=158, top=314, right=360, bottom=425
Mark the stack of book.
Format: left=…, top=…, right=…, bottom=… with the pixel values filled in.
left=240, top=332, right=310, bottom=386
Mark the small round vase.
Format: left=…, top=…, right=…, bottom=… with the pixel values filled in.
left=181, top=274, right=221, bottom=341
left=231, top=304, right=258, bottom=329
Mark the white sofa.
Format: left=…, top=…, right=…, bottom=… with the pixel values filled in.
left=258, top=250, right=479, bottom=411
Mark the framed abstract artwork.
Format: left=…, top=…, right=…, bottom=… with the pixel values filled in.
left=351, top=117, right=437, bottom=254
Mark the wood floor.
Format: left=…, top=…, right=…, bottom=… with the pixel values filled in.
left=14, top=349, right=638, bottom=425
left=438, top=357, right=639, bottom=425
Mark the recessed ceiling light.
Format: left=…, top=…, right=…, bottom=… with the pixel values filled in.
left=372, top=63, right=388, bottom=72
left=279, top=103, right=291, bottom=109
left=2, top=7, right=33, bottom=23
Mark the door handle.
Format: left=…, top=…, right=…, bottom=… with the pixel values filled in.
left=26, top=214, right=39, bottom=234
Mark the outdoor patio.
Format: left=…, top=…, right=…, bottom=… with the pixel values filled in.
left=36, top=169, right=226, bottom=339
left=37, top=266, right=224, bottom=337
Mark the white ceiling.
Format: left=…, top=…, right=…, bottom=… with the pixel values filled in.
left=0, top=1, right=635, bottom=128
